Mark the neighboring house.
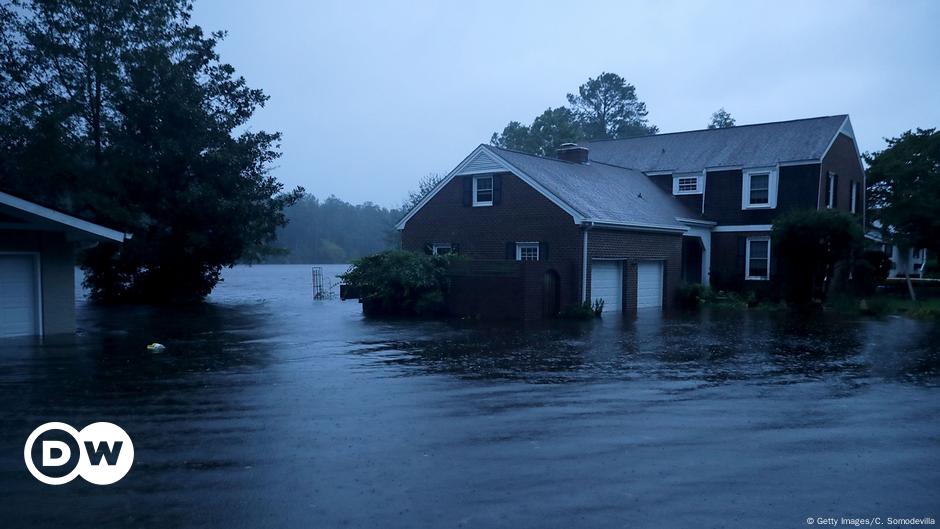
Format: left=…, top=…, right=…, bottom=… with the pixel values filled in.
left=865, top=225, right=929, bottom=279
left=0, top=191, right=127, bottom=338
left=397, top=115, right=865, bottom=318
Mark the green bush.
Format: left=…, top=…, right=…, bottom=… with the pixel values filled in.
left=339, top=250, right=458, bottom=316
left=676, top=283, right=708, bottom=308
left=560, top=300, right=600, bottom=320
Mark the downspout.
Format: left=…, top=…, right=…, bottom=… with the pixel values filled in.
left=581, top=223, right=592, bottom=303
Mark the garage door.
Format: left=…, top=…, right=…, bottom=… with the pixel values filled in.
left=0, top=254, right=39, bottom=337
left=591, top=260, right=622, bottom=312
left=637, top=261, right=663, bottom=309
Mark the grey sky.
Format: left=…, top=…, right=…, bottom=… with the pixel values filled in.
left=194, top=0, right=940, bottom=208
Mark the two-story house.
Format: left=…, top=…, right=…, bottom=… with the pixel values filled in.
left=397, top=115, right=865, bottom=318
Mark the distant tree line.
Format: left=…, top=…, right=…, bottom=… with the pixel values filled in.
left=264, top=194, right=404, bottom=264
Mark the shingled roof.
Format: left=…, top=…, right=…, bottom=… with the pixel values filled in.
left=482, top=145, right=702, bottom=230
left=584, top=115, right=850, bottom=172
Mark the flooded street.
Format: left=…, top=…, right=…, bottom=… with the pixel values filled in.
left=1, top=264, right=938, bottom=528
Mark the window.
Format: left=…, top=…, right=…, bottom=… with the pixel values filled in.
left=516, top=242, right=539, bottom=261
left=672, top=174, right=702, bottom=195
left=742, top=168, right=777, bottom=209
left=473, top=175, right=493, bottom=206
left=745, top=236, right=771, bottom=280
left=431, top=243, right=453, bottom=256
left=850, top=180, right=858, bottom=214
left=826, top=172, right=837, bottom=209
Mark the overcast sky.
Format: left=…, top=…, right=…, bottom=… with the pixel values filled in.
left=194, top=0, right=940, bottom=208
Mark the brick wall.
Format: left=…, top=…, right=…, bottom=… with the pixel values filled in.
left=820, top=134, right=865, bottom=217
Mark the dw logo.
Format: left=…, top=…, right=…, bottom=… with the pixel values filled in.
left=24, top=422, right=134, bottom=485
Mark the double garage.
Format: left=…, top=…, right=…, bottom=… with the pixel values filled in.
left=590, top=260, right=664, bottom=313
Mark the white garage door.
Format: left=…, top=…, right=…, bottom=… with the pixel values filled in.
left=0, top=254, right=39, bottom=337
left=591, top=260, right=622, bottom=312
left=637, top=261, right=663, bottom=309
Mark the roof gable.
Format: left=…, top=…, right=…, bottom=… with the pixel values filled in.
left=0, top=191, right=127, bottom=242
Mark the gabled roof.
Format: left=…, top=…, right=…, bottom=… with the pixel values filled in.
left=486, top=146, right=701, bottom=230
left=396, top=144, right=703, bottom=232
left=0, top=191, right=128, bottom=242
left=584, top=115, right=851, bottom=172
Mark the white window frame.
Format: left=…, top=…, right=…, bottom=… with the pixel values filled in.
left=431, top=243, right=452, bottom=256
left=672, top=173, right=703, bottom=195
left=745, top=236, right=771, bottom=281
left=472, top=175, right=493, bottom=207
left=850, top=180, right=858, bottom=213
left=515, top=242, right=540, bottom=261
left=826, top=172, right=836, bottom=209
left=741, top=167, right=778, bottom=209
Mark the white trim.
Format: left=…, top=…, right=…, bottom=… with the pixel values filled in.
left=583, top=220, right=688, bottom=234
left=741, top=166, right=778, bottom=209
left=0, top=192, right=126, bottom=242
left=745, top=236, right=771, bottom=281
left=825, top=171, right=836, bottom=209
left=644, top=170, right=673, bottom=176
left=471, top=175, right=493, bottom=207
left=677, top=217, right=717, bottom=227
left=396, top=145, right=587, bottom=230
left=712, top=224, right=773, bottom=233
left=672, top=173, right=703, bottom=195
left=581, top=229, right=589, bottom=302
left=704, top=165, right=743, bottom=172
left=820, top=116, right=852, bottom=161
left=515, top=242, right=540, bottom=261
left=850, top=180, right=858, bottom=214
left=779, top=159, right=822, bottom=167
left=0, top=251, right=43, bottom=336
left=683, top=226, right=712, bottom=287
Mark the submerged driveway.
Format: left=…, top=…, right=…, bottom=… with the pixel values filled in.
left=0, top=265, right=937, bottom=528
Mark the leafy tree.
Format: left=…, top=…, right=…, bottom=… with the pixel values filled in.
left=566, top=72, right=658, bottom=139
left=865, top=128, right=940, bottom=260
left=402, top=172, right=445, bottom=212
left=772, top=210, right=863, bottom=304
left=267, top=194, right=403, bottom=264
left=708, top=108, right=735, bottom=129
left=0, top=0, right=302, bottom=303
left=491, top=107, right=581, bottom=157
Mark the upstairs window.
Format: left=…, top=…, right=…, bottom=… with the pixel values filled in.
left=742, top=168, right=778, bottom=209
left=672, top=174, right=702, bottom=195
left=473, top=176, right=493, bottom=206
left=516, top=242, right=540, bottom=261
left=745, top=236, right=771, bottom=280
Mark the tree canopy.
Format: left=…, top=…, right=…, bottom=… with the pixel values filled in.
left=865, top=128, right=940, bottom=257
left=491, top=73, right=657, bottom=155
left=0, top=0, right=302, bottom=303
left=708, top=108, right=735, bottom=129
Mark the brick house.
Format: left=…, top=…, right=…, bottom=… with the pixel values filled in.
left=397, top=115, right=865, bottom=318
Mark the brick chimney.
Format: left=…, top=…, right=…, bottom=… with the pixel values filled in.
left=556, top=143, right=589, bottom=164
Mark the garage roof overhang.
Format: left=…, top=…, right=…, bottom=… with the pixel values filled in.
left=0, top=191, right=129, bottom=243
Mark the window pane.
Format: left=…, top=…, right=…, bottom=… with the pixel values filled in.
left=750, top=240, right=769, bottom=259
left=749, top=259, right=768, bottom=277
left=475, top=176, right=493, bottom=203
left=517, top=244, right=539, bottom=261
left=749, top=173, right=769, bottom=204
left=476, top=177, right=492, bottom=191
left=678, top=177, right=698, bottom=192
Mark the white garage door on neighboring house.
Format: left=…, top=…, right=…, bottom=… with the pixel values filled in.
left=637, top=261, right=664, bottom=309
left=591, top=260, right=623, bottom=312
left=0, top=254, right=39, bottom=337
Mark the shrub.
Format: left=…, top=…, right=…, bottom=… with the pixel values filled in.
left=677, top=283, right=708, bottom=308
left=772, top=210, right=863, bottom=305
left=560, top=301, right=599, bottom=320
left=339, top=250, right=458, bottom=316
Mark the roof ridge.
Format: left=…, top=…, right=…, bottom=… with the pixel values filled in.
left=484, top=144, right=584, bottom=165
left=584, top=114, right=848, bottom=144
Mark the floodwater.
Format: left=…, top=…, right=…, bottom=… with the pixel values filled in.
left=1, top=264, right=938, bottom=528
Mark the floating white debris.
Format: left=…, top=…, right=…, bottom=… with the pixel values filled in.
left=146, top=342, right=166, bottom=353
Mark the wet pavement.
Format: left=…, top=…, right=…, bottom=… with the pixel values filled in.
left=1, top=264, right=938, bottom=528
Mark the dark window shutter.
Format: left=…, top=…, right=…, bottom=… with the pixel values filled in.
left=855, top=182, right=861, bottom=214
left=832, top=173, right=839, bottom=208
left=540, top=241, right=550, bottom=261
left=451, top=243, right=460, bottom=255
left=824, top=173, right=831, bottom=207
left=493, top=174, right=503, bottom=205
left=462, top=176, right=473, bottom=206
left=505, top=241, right=515, bottom=260
left=737, top=237, right=747, bottom=277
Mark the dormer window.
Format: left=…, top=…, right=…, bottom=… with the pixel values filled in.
left=472, top=175, right=493, bottom=206
left=672, top=174, right=702, bottom=195
left=742, top=167, right=778, bottom=209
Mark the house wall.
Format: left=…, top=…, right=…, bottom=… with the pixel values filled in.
left=585, top=229, right=683, bottom=313
left=0, top=230, right=76, bottom=335
left=702, top=164, right=820, bottom=225
left=710, top=231, right=776, bottom=292
left=820, top=133, right=865, bottom=216
left=401, top=171, right=583, bottom=315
